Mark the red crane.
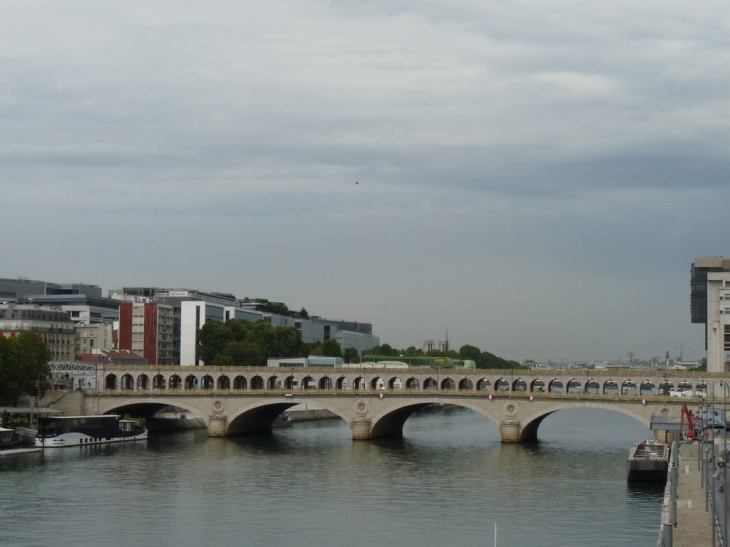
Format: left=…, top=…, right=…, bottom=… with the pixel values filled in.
left=680, top=403, right=697, bottom=440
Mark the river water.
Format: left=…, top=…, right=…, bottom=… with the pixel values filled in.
left=1, top=407, right=663, bottom=547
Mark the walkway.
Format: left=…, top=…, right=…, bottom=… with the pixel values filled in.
left=673, top=443, right=718, bottom=547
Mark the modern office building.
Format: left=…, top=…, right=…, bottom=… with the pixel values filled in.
left=691, top=256, right=730, bottom=372
left=1, top=277, right=119, bottom=325
left=111, top=288, right=251, bottom=365
left=333, top=329, right=380, bottom=357
left=0, top=278, right=102, bottom=300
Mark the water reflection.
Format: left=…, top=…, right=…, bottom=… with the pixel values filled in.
left=1, top=407, right=662, bottom=547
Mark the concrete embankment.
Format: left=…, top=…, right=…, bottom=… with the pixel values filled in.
left=664, top=443, right=717, bottom=547
left=0, top=447, right=41, bottom=456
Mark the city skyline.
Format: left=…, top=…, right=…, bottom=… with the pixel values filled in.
left=2, top=2, right=727, bottom=363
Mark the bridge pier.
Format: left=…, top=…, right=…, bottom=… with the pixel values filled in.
left=208, top=415, right=228, bottom=437
left=499, top=420, right=521, bottom=443
left=351, top=418, right=372, bottom=440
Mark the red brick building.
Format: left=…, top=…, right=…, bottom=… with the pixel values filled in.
left=118, top=301, right=173, bottom=365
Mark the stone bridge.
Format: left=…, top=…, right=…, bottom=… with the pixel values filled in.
left=65, top=365, right=726, bottom=442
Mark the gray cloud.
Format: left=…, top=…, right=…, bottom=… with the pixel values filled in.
left=1, top=0, right=727, bottom=361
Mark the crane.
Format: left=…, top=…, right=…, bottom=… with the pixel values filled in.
left=680, top=403, right=697, bottom=441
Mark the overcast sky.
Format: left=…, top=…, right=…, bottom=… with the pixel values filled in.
left=2, top=1, right=728, bottom=362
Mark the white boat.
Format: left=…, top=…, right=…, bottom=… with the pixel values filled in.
left=35, top=415, right=147, bottom=448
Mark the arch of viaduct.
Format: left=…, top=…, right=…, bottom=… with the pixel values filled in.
left=76, top=366, right=721, bottom=442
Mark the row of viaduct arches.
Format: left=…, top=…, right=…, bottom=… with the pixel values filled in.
left=103, top=371, right=707, bottom=396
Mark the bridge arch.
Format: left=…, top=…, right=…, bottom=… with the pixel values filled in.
left=369, top=399, right=501, bottom=439
left=370, top=376, right=384, bottom=390
left=105, top=374, right=118, bottom=390
left=233, top=375, right=247, bottom=389
left=250, top=376, right=264, bottom=390
left=477, top=379, right=491, bottom=391
left=548, top=379, right=563, bottom=393
left=640, top=379, right=655, bottom=395
left=97, top=397, right=207, bottom=426
left=603, top=379, right=618, bottom=394
left=121, top=374, right=134, bottom=390
left=137, top=374, right=150, bottom=390
left=459, top=378, right=473, bottom=390
left=153, top=374, right=166, bottom=389
left=519, top=402, right=659, bottom=443
left=225, top=399, right=351, bottom=436
left=218, top=375, right=230, bottom=390
left=406, top=377, right=419, bottom=389
left=184, top=374, right=197, bottom=390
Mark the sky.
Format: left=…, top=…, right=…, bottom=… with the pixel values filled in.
left=2, top=1, right=729, bottom=363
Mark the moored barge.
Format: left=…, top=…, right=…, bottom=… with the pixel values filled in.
left=626, top=440, right=670, bottom=482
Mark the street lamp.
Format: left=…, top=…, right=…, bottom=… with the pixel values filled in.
left=720, top=381, right=730, bottom=546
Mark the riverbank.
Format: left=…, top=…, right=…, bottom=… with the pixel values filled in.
left=669, top=443, right=718, bottom=546
left=0, top=447, right=41, bottom=456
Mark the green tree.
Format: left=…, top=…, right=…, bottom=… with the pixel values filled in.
left=274, top=326, right=302, bottom=358
left=225, top=319, right=250, bottom=342
left=197, top=321, right=233, bottom=365
left=0, top=332, right=51, bottom=406
left=211, top=354, right=234, bottom=367
left=374, top=344, right=395, bottom=356
left=248, top=321, right=277, bottom=356
left=0, top=336, right=20, bottom=405
left=224, top=341, right=265, bottom=366
left=321, top=339, right=342, bottom=358
left=459, top=344, right=482, bottom=361
left=343, top=347, right=359, bottom=363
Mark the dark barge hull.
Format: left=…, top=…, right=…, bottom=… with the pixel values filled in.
left=626, top=441, right=670, bottom=482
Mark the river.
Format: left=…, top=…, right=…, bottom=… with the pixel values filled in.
left=1, top=407, right=663, bottom=547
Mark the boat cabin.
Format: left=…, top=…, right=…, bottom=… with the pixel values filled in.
left=0, top=427, right=13, bottom=449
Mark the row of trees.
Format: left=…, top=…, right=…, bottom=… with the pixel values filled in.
left=366, top=343, right=523, bottom=369
left=196, top=319, right=347, bottom=367
left=0, top=332, right=52, bottom=406
left=197, top=318, right=521, bottom=370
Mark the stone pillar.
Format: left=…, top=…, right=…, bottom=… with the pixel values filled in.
left=351, top=418, right=372, bottom=440
left=208, top=415, right=228, bottom=437
left=499, top=420, right=521, bottom=443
